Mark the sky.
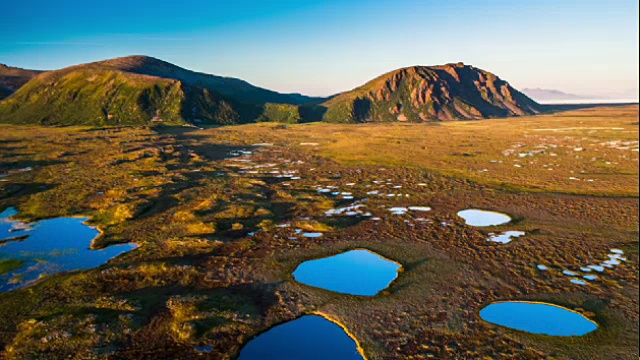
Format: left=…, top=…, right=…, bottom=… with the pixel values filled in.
left=1, top=0, right=638, bottom=98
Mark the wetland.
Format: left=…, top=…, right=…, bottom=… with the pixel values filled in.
left=0, top=105, right=637, bottom=359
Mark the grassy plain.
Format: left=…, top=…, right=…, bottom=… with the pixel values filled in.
left=204, top=105, right=638, bottom=196
left=0, top=105, right=637, bottom=359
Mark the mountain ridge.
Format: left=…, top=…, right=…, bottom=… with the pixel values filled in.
left=0, top=56, right=324, bottom=126
left=0, top=56, right=541, bottom=126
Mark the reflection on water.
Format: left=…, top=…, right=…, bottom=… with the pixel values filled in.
left=0, top=207, right=137, bottom=292
left=293, top=249, right=401, bottom=296
left=457, top=209, right=511, bottom=226
left=238, top=315, right=363, bottom=360
left=480, top=301, right=598, bottom=336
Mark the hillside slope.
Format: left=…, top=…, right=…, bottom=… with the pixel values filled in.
left=0, top=58, right=541, bottom=126
left=0, top=64, right=45, bottom=100
left=321, top=63, right=540, bottom=123
left=0, top=56, right=324, bottom=126
left=89, top=56, right=323, bottom=106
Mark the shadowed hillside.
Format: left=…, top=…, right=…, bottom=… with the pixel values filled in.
left=0, top=65, right=45, bottom=100
left=90, top=56, right=324, bottom=106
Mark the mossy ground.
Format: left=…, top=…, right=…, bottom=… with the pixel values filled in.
left=0, top=105, right=637, bottom=359
left=0, top=259, right=24, bottom=275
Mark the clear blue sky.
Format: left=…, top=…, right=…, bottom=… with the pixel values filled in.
left=1, top=0, right=638, bottom=97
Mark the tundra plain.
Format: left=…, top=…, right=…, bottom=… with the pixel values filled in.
left=0, top=105, right=637, bottom=359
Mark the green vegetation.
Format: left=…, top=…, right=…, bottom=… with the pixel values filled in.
left=209, top=106, right=639, bottom=196
left=257, top=103, right=302, bottom=123
left=0, top=68, right=264, bottom=126
left=0, top=259, right=24, bottom=275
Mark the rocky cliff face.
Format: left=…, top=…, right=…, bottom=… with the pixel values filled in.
left=322, top=63, right=540, bottom=123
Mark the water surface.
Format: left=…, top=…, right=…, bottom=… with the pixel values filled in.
left=480, top=301, right=598, bottom=336
left=293, top=249, right=401, bottom=296
left=238, top=315, right=363, bottom=360
left=487, top=231, right=525, bottom=244
left=1, top=207, right=137, bottom=292
left=457, top=209, right=511, bottom=227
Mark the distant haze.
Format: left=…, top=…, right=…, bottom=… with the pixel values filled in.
left=522, top=88, right=639, bottom=104
left=1, top=0, right=638, bottom=97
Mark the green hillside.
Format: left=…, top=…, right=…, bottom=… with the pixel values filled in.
left=0, top=68, right=262, bottom=126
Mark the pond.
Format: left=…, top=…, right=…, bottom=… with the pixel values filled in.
left=0, top=207, right=137, bottom=292
left=480, top=301, right=598, bottom=336
left=293, top=249, right=401, bottom=296
left=487, top=231, right=525, bottom=244
left=457, top=209, right=511, bottom=227
left=238, top=315, right=363, bottom=360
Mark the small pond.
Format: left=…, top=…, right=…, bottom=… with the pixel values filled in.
left=293, top=249, right=401, bottom=296
left=0, top=207, right=137, bottom=292
left=457, top=209, right=511, bottom=227
left=480, top=301, right=598, bottom=336
left=238, top=315, right=363, bottom=360
left=488, top=231, right=525, bottom=244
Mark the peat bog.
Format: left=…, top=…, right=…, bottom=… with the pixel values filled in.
left=0, top=106, right=637, bottom=359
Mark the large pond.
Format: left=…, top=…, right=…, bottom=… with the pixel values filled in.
left=457, top=209, right=511, bottom=227
left=238, top=315, right=363, bottom=360
left=293, top=249, right=401, bottom=296
left=0, top=207, right=137, bottom=292
left=480, top=301, right=598, bottom=336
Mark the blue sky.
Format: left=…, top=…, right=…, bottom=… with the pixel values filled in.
left=1, top=0, right=638, bottom=97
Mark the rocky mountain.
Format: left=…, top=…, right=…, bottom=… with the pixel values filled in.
left=320, top=63, right=541, bottom=123
left=0, top=64, right=45, bottom=100
left=0, top=58, right=541, bottom=126
left=0, top=56, right=322, bottom=126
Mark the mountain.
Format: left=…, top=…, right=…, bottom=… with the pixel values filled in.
left=0, top=58, right=541, bottom=126
left=88, top=56, right=323, bottom=106
left=320, top=63, right=541, bottom=123
left=0, top=64, right=45, bottom=100
left=521, top=88, right=592, bottom=102
left=0, top=56, right=323, bottom=126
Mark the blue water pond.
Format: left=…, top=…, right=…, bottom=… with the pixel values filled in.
left=480, top=301, right=598, bottom=336
left=0, top=207, right=137, bottom=292
left=238, top=315, right=363, bottom=360
left=293, top=249, right=401, bottom=296
left=457, top=209, right=511, bottom=227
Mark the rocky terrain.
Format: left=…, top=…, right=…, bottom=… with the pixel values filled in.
left=321, top=62, right=541, bottom=122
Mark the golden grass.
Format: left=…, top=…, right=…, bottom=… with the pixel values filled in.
left=201, top=105, right=638, bottom=196
left=0, top=106, right=637, bottom=359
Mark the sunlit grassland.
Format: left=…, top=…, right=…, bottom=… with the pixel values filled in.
left=203, top=105, right=638, bottom=197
